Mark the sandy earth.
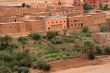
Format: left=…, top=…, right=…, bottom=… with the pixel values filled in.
left=52, top=62, right=110, bottom=73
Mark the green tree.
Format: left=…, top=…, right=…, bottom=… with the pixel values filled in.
left=83, top=40, right=95, bottom=55
left=82, top=27, right=89, bottom=33
left=103, top=4, right=108, bottom=11
left=18, top=36, right=28, bottom=51
left=29, top=33, right=41, bottom=41
left=0, top=35, right=13, bottom=50
left=46, top=32, right=58, bottom=40
left=105, top=46, right=110, bottom=55
left=100, top=4, right=108, bottom=11
left=100, top=25, right=107, bottom=32
left=0, top=65, right=12, bottom=73
left=83, top=3, right=92, bottom=13
left=88, top=51, right=96, bottom=60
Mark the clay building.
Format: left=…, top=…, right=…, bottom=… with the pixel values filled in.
left=84, top=0, right=109, bottom=8
left=67, top=12, right=107, bottom=32
left=36, top=15, right=67, bottom=32
left=28, top=2, right=47, bottom=8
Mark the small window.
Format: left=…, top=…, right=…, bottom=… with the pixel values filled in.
left=48, top=27, right=50, bottom=30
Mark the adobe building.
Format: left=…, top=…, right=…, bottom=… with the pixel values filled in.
left=84, top=0, right=109, bottom=8
left=28, top=2, right=47, bottom=9
left=0, top=6, right=47, bottom=17
left=52, top=0, right=73, bottom=6
left=36, top=15, right=67, bottom=32
left=73, top=0, right=83, bottom=10
left=92, top=32, right=110, bottom=48
left=67, top=12, right=107, bottom=32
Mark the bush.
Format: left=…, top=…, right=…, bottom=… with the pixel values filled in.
left=36, top=59, right=51, bottom=71
left=105, top=47, right=110, bottom=55
left=96, top=48, right=103, bottom=55
left=46, top=32, right=58, bottom=40
left=0, top=66, right=12, bottom=73
left=88, top=51, right=96, bottom=60
left=50, top=38, right=63, bottom=44
left=22, top=67, right=30, bottom=73
left=82, top=27, right=89, bottom=33
left=29, top=33, right=41, bottom=41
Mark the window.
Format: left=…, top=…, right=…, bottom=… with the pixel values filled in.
left=81, top=23, right=83, bottom=27
left=48, top=27, right=50, bottom=30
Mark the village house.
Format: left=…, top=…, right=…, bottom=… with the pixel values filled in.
left=28, top=2, right=48, bottom=9
left=36, top=15, right=67, bottom=32
left=67, top=12, right=107, bottom=32
left=84, top=0, right=109, bottom=8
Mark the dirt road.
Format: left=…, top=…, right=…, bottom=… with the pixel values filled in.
left=52, top=62, right=110, bottom=73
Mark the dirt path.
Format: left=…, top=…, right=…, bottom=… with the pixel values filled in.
left=52, top=60, right=110, bottom=73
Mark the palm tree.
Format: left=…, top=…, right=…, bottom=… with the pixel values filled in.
left=18, top=36, right=28, bottom=51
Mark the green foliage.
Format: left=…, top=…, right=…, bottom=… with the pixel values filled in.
left=88, top=51, right=96, bottom=60
left=105, top=47, right=110, bottom=55
left=100, top=25, right=107, bottom=32
left=18, top=36, right=28, bottom=51
left=0, top=35, right=14, bottom=50
left=74, top=45, right=82, bottom=53
left=29, top=33, right=41, bottom=41
left=36, top=59, right=51, bottom=71
left=0, top=65, right=12, bottom=73
left=83, top=3, right=92, bottom=12
left=82, top=27, right=89, bottom=33
left=18, top=36, right=28, bottom=45
left=18, top=67, right=22, bottom=73
left=50, top=38, right=63, bottom=44
left=46, top=32, right=58, bottom=40
left=99, top=3, right=108, bottom=11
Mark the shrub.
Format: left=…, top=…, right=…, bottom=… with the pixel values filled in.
left=46, top=32, right=58, bottom=40
left=83, top=3, right=92, bottom=13
left=22, top=67, right=30, bottom=73
left=36, top=59, right=51, bottom=71
left=50, top=38, right=63, bottom=44
left=82, top=27, right=89, bottom=33
left=88, top=51, right=96, bottom=60
left=29, top=33, right=41, bottom=41
left=96, top=48, right=103, bottom=55
left=0, top=66, right=12, bottom=73
left=18, top=67, right=22, bottom=73
left=105, top=47, right=110, bottom=55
